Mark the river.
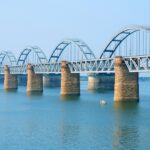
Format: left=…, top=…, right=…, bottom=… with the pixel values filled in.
left=0, top=80, right=149, bottom=150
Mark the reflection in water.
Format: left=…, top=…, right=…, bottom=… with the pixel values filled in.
left=27, top=91, right=43, bottom=100
left=4, top=88, right=18, bottom=94
left=59, top=124, right=80, bottom=149
left=113, top=126, right=139, bottom=150
left=113, top=102, right=139, bottom=150
left=60, top=95, right=80, bottom=101
left=114, top=102, right=139, bottom=110
left=88, top=88, right=112, bottom=94
left=59, top=95, right=80, bottom=149
left=4, top=89, right=17, bottom=93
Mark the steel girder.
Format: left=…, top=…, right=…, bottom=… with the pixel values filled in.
left=68, top=55, right=150, bottom=73
left=0, top=56, right=150, bottom=74
left=0, top=63, right=61, bottom=75
left=68, top=58, right=115, bottom=73
left=124, top=55, right=150, bottom=72
left=9, top=65, right=27, bottom=74
left=33, top=63, right=61, bottom=74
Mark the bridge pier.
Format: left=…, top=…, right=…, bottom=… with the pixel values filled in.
left=27, top=64, right=43, bottom=92
left=4, top=65, right=18, bottom=90
left=88, top=73, right=114, bottom=90
left=61, top=61, right=80, bottom=95
left=114, top=56, right=139, bottom=102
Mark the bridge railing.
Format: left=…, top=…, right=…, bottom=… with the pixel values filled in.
left=0, top=55, right=150, bottom=75
left=68, top=58, right=115, bottom=73
left=10, top=65, right=27, bottom=74
left=0, top=59, right=115, bottom=74
left=124, top=55, right=150, bottom=72
left=33, top=62, right=61, bottom=74
left=0, top=65, right=27, bottom=75
left=0, top=63, right=61, bottom=75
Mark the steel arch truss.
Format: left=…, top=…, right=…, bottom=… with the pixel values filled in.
left=0, top=51, right=16, bottom=66
left=124, top=55, right=150, bottom=72
left=49, top=39, right=96, bottom=62
left=33, top=63, right=61, bottom=74
left=17, top=46, right=48, bottom=65
left=68, top=58, right=115, bottom=73
left=100, top=25, right=150, bottom=58
left=1, top=56, right=150, bottom=75
left=9, top=65, right=27, bottom=74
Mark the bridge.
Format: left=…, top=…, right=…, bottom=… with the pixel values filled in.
left=0, top=25, right=150, bottom=102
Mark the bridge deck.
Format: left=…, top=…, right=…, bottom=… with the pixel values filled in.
left=0, top=55, right=150, bottom=74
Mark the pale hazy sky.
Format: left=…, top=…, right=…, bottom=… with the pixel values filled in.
left=0, top=0, right=149, bottom=58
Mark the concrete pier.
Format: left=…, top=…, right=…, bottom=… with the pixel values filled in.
left=27, top=64, right=43, bottom=92
left=61, top=61, right=80, bottom=95
left=43, top=74, right=61, bottom=87
left=88, top=73, right=114, bottom=90
left=114, top=56, right=139, bottom=102
left=4, top=65, right=18, bottom=90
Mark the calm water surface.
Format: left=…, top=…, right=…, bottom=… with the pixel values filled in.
left=0, top=80, right=150, bottom=150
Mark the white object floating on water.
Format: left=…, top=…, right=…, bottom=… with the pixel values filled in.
left=100, top=100, right=107, bottom=105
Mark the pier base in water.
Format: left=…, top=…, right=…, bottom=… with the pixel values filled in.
left=114, top=56, right=139, bottom=102
left=4, top=65, right=18, bottom=90
left=61, top=61, right=80, bottom=96
left=27, top=64, right=43, bottom=92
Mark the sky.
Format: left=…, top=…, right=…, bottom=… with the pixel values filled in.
left=0, top=0, right=149, bottom=58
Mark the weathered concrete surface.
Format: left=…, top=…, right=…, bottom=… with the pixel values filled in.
left=114, top=56, right=139, bottom=102
left=88, top=73, right=114, bottom=90
left=43, top=74, right=61, bottom=87
left=4, top=65, right=18, bottom=89
left=27, top=64, right=43, bottom=92
left=61, top=61, right=80, bottom=95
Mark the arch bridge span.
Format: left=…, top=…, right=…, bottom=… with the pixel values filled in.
left=0, top=25, right=150, bottom=74
left=49, top=39, right=96, bottom=63
left=17, top=46, right=48, bottom=65
left=100, top=25, right=150, bottom=58
left=0, top=51, right=16, bottom=66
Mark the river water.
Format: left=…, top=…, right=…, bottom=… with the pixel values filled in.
left=0, top=80, right=150, bottom=150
